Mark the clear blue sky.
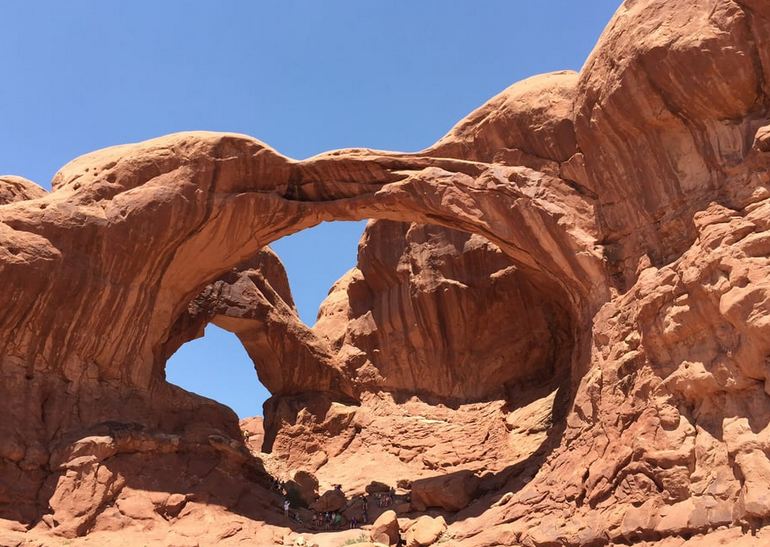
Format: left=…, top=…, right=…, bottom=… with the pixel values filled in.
left=1, top=1, right=622, bottom=418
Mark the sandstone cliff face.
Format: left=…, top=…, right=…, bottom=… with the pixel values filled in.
left=576, top=0, right=770, bottom=288
left=314, top=220, right=572, bottom=403
left=2, top=0, right=770, bottom=545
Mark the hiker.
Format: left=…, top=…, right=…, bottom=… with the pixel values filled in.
left=333, top=512, right=342, bottom=529
left=378, top=492, right=391, bottom=508
left=283, top=499, right=290, bottom=517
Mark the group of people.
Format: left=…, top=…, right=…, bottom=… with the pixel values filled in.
left=278, top=480, right=410, bottom=531
left=375, top=487, right=397, bottom=508
left=311, top=511, right=345, bottom=530
left=354, top=494, right=369, bottom=525
left=308, top=490, right=372, bottom=530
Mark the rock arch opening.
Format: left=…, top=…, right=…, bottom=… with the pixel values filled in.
left=271, top=220, right=368, bottom=326
left=165, top=323, right=271, bottom=418
left=163, top=212, right=579, bottom=496
left=248, top=219, right=579, bottom=508
left=0, top=130, right=604, bottom=537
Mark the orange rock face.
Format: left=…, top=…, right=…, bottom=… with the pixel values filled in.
left=314, top=220, right=573, bottom=402
left=3, top=1, right=770, bottom=545
left=0, top=176, right=46, bottom=205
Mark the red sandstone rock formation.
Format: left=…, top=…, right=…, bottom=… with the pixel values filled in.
left=3, top=0, right=770, bottom=545
left=314, top=220, right=573, bottom=402
left=0, top=176, right=46, bottom=205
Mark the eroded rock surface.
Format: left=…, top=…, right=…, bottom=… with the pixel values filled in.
left=3, top=0, right=770, bottom=545
left=0, top=176, right=47, bottom=205
left=314, top=220, right=573, bottom=402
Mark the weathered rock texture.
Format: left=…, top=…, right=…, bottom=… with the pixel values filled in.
left=0, top=176, right=46, bottom=205
left=2, top=0, right=770, bottom=545
left=314, top=220, right=573, bottom=402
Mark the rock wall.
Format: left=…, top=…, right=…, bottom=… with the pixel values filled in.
left=2, top=0, right=770, bottom=545
left=314, top=220, right=573, bottom=403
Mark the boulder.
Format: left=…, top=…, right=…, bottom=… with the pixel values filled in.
left=410, top=470, right=480, bottom=512
left=311, top=489, right=347, bottom=513
left=284, top=471, right=318, bottom=508
left=404, top=516, right=447, bottom=547
left=115, top=493, right=158, bottom=521
left=343, top=497, right=368, bottom=521
left=370, top=510, right=399, bottom=546
left=366, top=481, right=392, bottom=494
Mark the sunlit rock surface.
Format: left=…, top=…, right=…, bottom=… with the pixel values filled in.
left=3, top=0, right=770, bottom=544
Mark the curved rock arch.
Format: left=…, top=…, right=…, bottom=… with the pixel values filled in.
left=5, top=1, right=770, bottom=542
left=0, top=132, right=607, bottom=399
left=0, top=130, right=606, bottom=534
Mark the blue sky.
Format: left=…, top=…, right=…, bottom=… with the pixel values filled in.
left=2, top=1, right=622, bottom=417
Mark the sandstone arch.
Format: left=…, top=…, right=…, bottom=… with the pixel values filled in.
left=4, top=0, right=770, bottom=543
left=0, top=129, right=604, bottom=395
left=0, top=121, right=601, bottom=535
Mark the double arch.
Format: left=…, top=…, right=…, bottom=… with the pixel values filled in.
left=0, top=131, right=609, bottom=404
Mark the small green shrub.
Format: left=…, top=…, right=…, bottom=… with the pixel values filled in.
left=340, top=533, right=369, bottom=546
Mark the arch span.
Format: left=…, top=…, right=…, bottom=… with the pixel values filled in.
left=0, top=132, right=608, bottom=397
left=0, top=130, right=607, bottom=530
